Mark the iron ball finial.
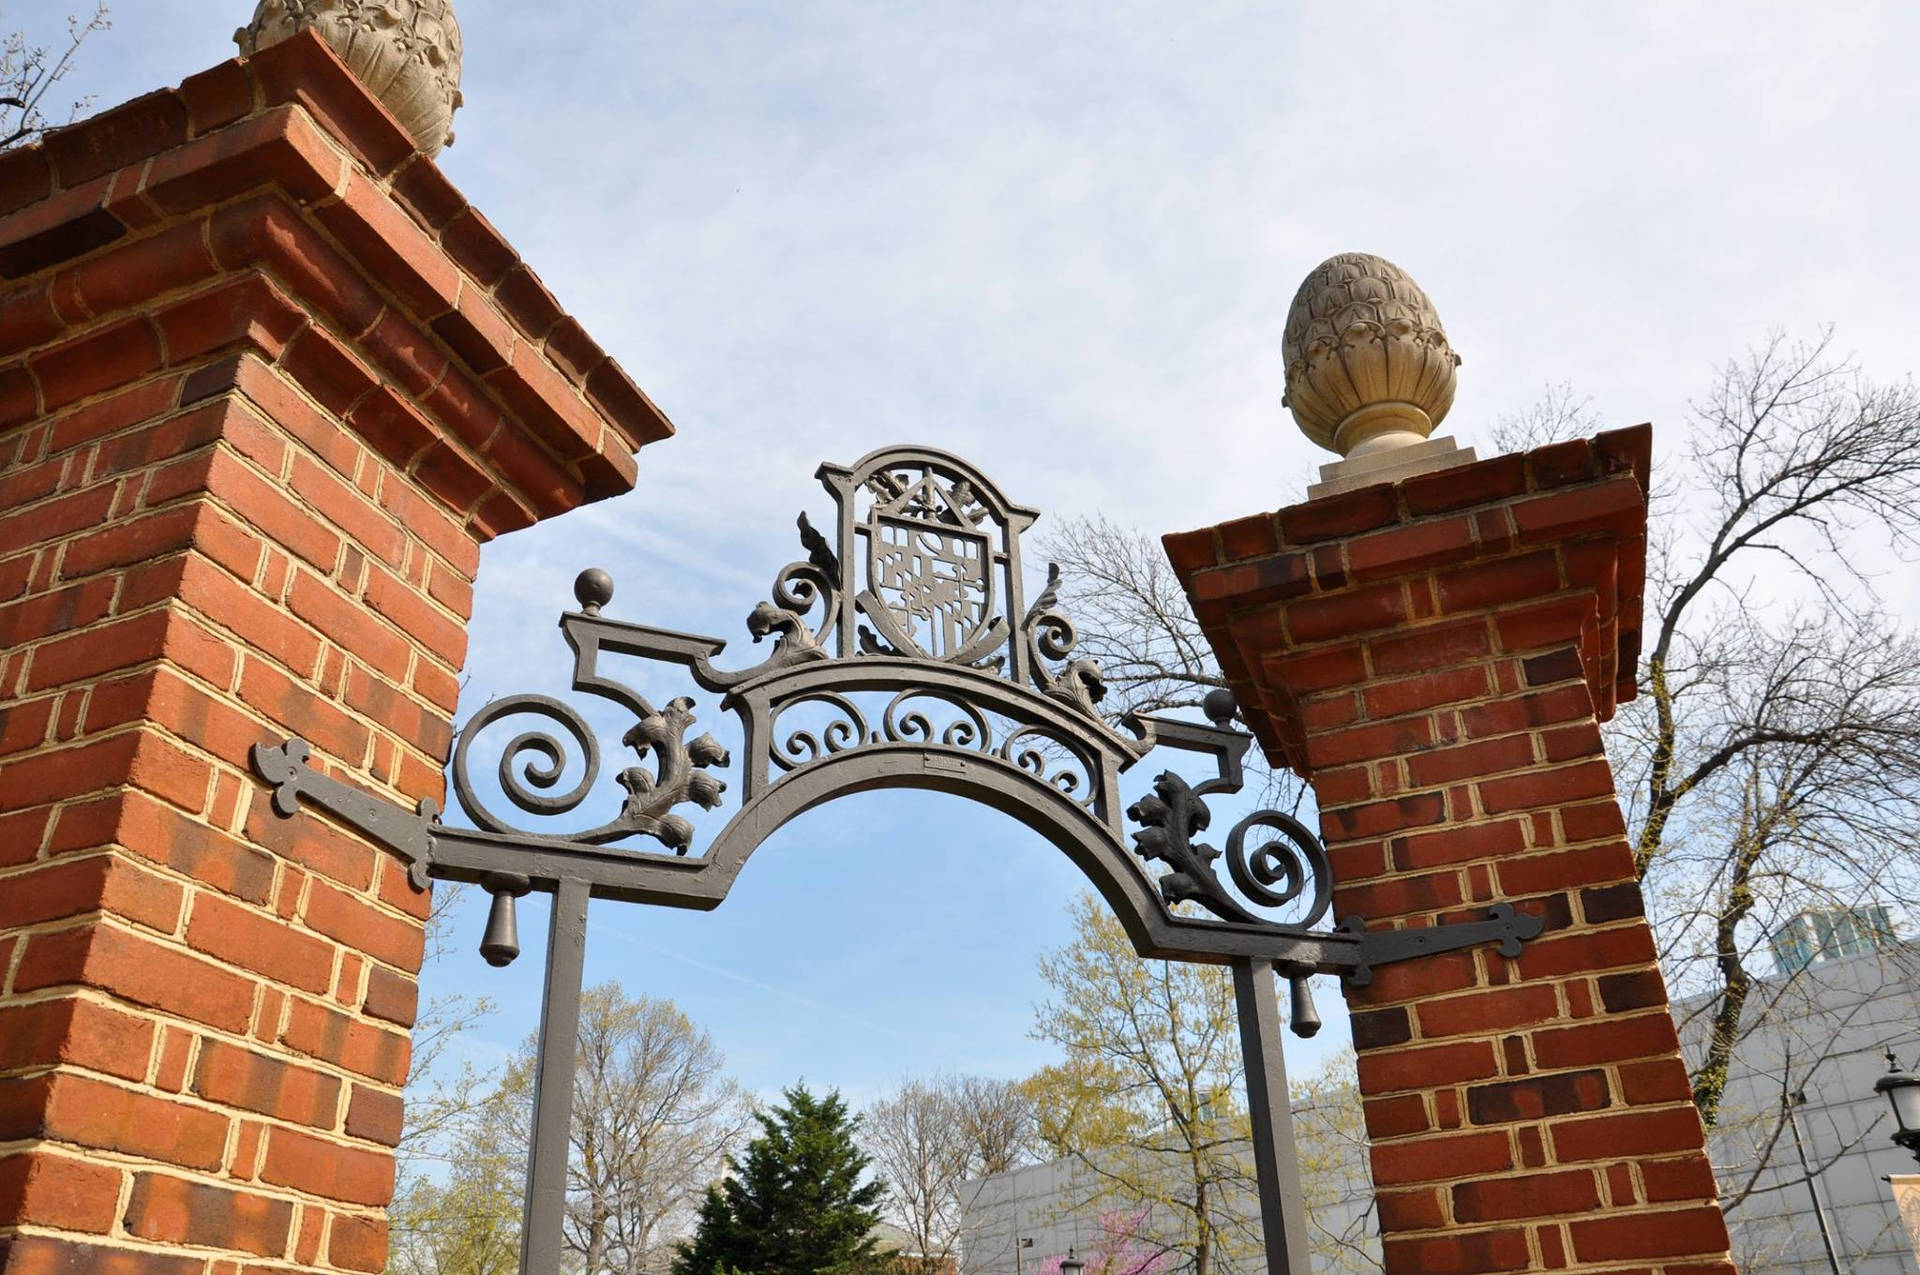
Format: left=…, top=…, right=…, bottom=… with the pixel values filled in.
left=1202, top=687, right=1239, bottom=727
left=574, top=568, right=615, bottom=615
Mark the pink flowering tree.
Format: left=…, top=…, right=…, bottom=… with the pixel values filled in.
left=1034, top=1209, right=1172, bottom=1275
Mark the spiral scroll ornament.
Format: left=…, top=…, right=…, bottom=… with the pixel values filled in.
left=450, top=693, right=730, bottom=853
left=1127, top=772, right=1331, bottom=927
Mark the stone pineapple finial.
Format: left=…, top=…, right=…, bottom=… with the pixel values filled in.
left=237, top=0, right=465, bottom=157
left=1283, top=253, right=1475, bottom=497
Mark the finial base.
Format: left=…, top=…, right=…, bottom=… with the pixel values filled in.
left=1307, top=435, right=1477, bottom=500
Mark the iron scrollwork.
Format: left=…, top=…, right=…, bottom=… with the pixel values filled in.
left=251, top=444, right=1546, bottom=982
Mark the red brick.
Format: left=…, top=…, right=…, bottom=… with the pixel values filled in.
left=1534, top=1014, right=1682, bottom=1071
left=63, top=221, right=217, bottom=319
left=281, top=573, right=405, bottom=681
left=1363, top=1093, right=1429, bottom=1140
left=1553, top=1106, right=1706, bottom=1163
left=363, top=565, right=464, bottom=665
left=30, top=1071, right=230, bottom=1169
left=1370, top=1128, right=1512, bottom=1186
left=207, top=199, right=383, bottom=345
left=494, top=264, right=565, bottom=340
left=1375, top=1186, right=1445, bottom=1230
left=0, top=995, right=155, bottom=1082
left=69, top=788, right=276, bottom=904
left=153, top=270, right=308, bottom=364
left=15, top=921, right=256, bottom=1035
left=1457, top=683, right=1594, bottom=740
left=1465, top=1069, right=1611, bottom=1125
left=314, top=170, right=461, bottom=318
left=1560, top=799, right=1627, bottom=842
left=0, top=1149, right=122, bottom=1232
left=1401, top=453, right=1529, bottom=515
left=282, top=997, right=410, bottom=1086
left=1367, top=617, right=1493, bottom=678
left=1516, top=925, right=1657, bottom=980
left=144, top=104, right=343, bottom=213
left=240, top=655, right=371, bottom=765
left=1358, top=1039, right=1500, bottom=1096
left=0, top=1235, right=206, bottom=1275
left=1434, top=551, right=1563, bottom=613
left=1381, top=1227, right=1533, bottom=1273
left=205, top=443, right=343, bottom=570
left=259, top=1124, right=396, bottom=1206
left=344, top=1084, right=405, bottom=1146
left=584, top=358, right=672, bottom=447
left=361, top=965, right=418, bottom=1028
left=186, top=892, right=336, bottom=994
left=0, top=853, right=183, bottom=933
left=1498, top=843, right=1633, bottom=895
left=1347, top=515, right=1477, bottom=582
left=288, top=453, right=404, bottom=566
left=390, top=155, right=465, bottom=229
left=1566, top=1205, right=1730, bottom=1262
left=124, top=1171, right=296, bottom=1257
left=1642, top=1155, right=1718, bottom=1203
left=193, top=1037, right=342, bottom=1127
left=0, top=173, right=120, bottom=278
left=1416, top=984, right=1561, bottom=1039
left=1288, top=583, right=1409, bottom=642
left=301, top=879, right=423, bottom=974
left=177, top=61, right=254, bottom=136
left=1619, top=1058, right=1696, bottom=1106
left=1388, top=818, right=1528, bottom=872
left=1478, top=759, right=1616, bottom=814
left=1452, top=1168, right=1601, bottom=1223
left=1406, top=734, right=1536, bottom=788
left=1511, top=476, right=1645, bottom=544
left=328, top=1212, right=390, bottom=1272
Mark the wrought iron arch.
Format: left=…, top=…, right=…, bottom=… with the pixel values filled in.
left=250, top=444, right=1542, bottom=1274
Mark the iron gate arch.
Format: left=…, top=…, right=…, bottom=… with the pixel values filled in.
left=252, top=444, right=1542, bottom=1274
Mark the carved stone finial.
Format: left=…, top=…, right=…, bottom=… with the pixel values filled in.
left=236, top=0, right=465, bottom=157
left=1282, top=253, right=1461, bottom=461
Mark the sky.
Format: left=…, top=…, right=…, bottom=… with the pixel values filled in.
left=55, top=2, right=1920, bottom=1106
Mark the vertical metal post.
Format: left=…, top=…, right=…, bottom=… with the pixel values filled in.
left=1786, top=1090, right=1844, bottom=1275
left=519, top=876, right=590, bottom=1275
left=1232, top=957, right=1310, bottom=1275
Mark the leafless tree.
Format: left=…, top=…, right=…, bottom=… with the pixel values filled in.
left=862, top=1074, right=1040, bottom=1271
left=864, top=1078, right=972, bottom=1273
left=952, top=1074, right=1041, bottom=1177
left=536, top=984, right=749, bottom=1275
left=1492, top=334, right=1920, bottom=1128
left=2, top=4, right=110, bottom=149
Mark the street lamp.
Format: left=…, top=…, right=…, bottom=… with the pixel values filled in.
left=1059, top=1249, right=1084, bottom=1275
left=1874, top=1049, right=1920, bottom=1165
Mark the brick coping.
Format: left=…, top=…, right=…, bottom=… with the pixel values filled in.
left=0, top=30, right=670, bottom=529
left=1164, top=426, right=1652, bottom=771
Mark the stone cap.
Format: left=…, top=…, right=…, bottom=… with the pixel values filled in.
left=0, top=30, right=670, bottom=530
left=1163, top=426, right=1652, bottom=772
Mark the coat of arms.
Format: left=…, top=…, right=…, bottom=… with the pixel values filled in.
left=855, top=469, right=1008, bottom=664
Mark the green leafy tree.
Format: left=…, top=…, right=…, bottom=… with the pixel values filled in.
left=672, top=1084, right=887, bottom=1275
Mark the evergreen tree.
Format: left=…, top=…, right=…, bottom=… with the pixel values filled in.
left=672, top=1084, right=887, bottom=1275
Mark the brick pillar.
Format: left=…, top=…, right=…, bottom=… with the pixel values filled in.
left=0, top=33, right=670, bottom=1274
left=1166, top=428, right=1736, bottom=1274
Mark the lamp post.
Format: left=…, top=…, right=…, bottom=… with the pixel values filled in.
left=1874, top=1049, right=1920, bottom=1166
left=1059, top=1249, right=1084, bottom=1275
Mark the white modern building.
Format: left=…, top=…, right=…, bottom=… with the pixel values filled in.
left=1685, top=914, right=1920, bottom=1274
